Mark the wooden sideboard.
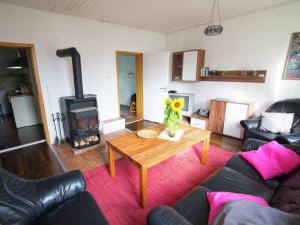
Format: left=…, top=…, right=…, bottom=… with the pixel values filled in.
left=207, top=99, right=253, bottom=139
left=207, top=100, right=227, bottom=134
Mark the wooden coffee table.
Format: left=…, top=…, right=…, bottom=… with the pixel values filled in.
left=106, top=124, right=211, bottom=208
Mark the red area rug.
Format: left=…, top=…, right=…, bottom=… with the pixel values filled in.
left=84, top=144, right=234, bottom=225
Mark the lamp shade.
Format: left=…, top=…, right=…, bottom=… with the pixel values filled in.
left=6, top=56, right=28, bottom=69
left=204, top=24, right=223, bottom=36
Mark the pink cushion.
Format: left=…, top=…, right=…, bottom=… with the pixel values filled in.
left=207, top=192, right=268, bottom=225
left=240, top=141, right=300, bottom=180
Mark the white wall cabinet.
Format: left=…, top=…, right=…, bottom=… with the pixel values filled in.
left=172, top=49, right=205, bottom=81
left=182, top=51, right=198, bottom=81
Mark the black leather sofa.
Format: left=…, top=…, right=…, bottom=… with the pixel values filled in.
left=147, top=138, right=300, bottom=225
left=240, top=98, right=300, bottom=144
left=0, top=169, right=109, bottom=225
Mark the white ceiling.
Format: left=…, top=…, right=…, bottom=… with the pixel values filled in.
left=0, top=0, right=297, bottom=33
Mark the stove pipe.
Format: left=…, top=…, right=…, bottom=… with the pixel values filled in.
left=56, top=47, right=84, bottom=99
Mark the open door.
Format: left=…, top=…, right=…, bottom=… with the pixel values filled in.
left=116, top=51, right=143, bottom=124
left=143, top=52, right=170, bottom=123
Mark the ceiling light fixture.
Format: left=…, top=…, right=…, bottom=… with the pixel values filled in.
left=6, top=49, right=28, bottom=70
left=204, top=0, right=223, bottom=36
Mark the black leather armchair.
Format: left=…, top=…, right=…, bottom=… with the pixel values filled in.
left=240, top=99, right=300, bottom=144
left=0, top=168, right=109, bottom=225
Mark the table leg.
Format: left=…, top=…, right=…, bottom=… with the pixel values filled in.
left=108, top=144, right=115, bottom=177
left=139, top=166, right=147, bottom=208
left=202, top=135, right=210, bottom=165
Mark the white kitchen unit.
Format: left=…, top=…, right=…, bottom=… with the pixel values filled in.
left=10, top=95, right=40, bottom=128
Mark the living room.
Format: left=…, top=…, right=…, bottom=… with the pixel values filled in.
left=0, top=0, right=300, bottom=225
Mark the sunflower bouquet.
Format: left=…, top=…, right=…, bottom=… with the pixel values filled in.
left=163, top=97, right=185, bottom=137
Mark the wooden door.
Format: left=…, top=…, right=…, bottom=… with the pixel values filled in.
left=208, top=100, right=226, bottom=134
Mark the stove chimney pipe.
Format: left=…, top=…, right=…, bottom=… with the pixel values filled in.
left=56, top=47, right=84, bottom=99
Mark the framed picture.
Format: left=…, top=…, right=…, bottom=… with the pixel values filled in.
left=282, top=32, right=300, bottom=80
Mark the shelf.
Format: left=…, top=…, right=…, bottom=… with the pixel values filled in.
left=198, top=70, right=267, bottom=83
left=199, top=75, right=265, bottom=83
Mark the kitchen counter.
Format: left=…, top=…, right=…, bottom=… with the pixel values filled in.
left=8, top=94, right=33, bottom=102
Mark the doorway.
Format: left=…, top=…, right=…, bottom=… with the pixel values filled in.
left=116, top=51, right=143, bottom=124
left=0, top=42, right=49, bottom=152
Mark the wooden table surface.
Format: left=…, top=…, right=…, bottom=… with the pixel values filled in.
left=106, top=124, right=211, bottom=208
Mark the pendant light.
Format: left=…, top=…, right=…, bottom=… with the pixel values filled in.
left=6, top=49, right=28, bottom=70
left=204, top=0, right=223, bottom=36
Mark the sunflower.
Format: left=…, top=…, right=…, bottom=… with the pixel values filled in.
left=171, top=98, right=185, bottom=112
left=163, top=97, right=172, bottom=106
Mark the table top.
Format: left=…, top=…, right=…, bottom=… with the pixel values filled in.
left=106, top=124, right=211, bottom=168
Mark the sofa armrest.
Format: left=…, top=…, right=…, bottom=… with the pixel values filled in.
left=242, top=138, right=267, bottom=151
left=147, top=206, right=193, bottom=225
left=275, top=133, right=300, bottom=144
left=35, top=170, right=86, bottom=212
left=240, top=119, right=260, bottom=130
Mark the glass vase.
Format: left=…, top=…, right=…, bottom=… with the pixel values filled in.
left=167, top=124, right=178, bottom=137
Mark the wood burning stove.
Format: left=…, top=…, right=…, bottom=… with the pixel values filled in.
left=57, top=47, right=100, bottom=152
left=60, top=95, right=100, bottom=149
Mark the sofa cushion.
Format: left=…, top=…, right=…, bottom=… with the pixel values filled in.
left=286, top=141, right=300, bottom=155
left=225, top=155, right=280, bottom=188
left=147, top=206, right=192, bottom=225
left=246, top=129, right=278, bottom=142
left=202, top=167, right=274, bottom=202
left=173, top=186, right=210, bottom=225
left=260, top=112, right=294, bottom=133
left=206, top=191, right=268, bottom=225
left=240, top=141, right=300, bottom=180
left=291, top=114, right=300, bottom=133
left=211, top=200, right=300, bottom=225
left=270, top=167, right=300, bottom=215
left=33, top=192, right=108, bottom=225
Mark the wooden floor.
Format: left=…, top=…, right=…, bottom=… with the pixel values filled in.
left=210, top=133, right=242, bottom=152
left=0, top=114, right=45, bottom=150
left=0, top=142, right=64, bottom=179
left=56, top=121, right=242, bottom=173
left=56, top=130, right=128, bottom=172
left=125, top=120, right=157, bottom=131
left=120, top=104, right=137, bottom=124
left=0, top=120, right=242, bottom=179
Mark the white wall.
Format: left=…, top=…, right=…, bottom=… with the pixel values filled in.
left=0, top=2, right=166, bottom=143
left=118, top=55, right=136, bottom=106
left=167, top=1, right=300, bottom=115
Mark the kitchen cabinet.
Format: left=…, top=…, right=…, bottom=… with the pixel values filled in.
left=208, top=99, right=253, bottom=138
left=172, top=49, right=205, bottom=81
left=10, top=95, right=40, bottom=128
